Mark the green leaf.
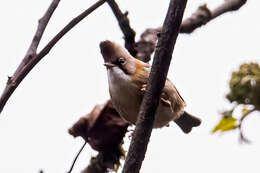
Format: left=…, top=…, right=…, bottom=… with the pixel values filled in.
left=212, top=116, right=238, bottom=133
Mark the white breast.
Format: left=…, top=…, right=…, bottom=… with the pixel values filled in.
left=107, top=67, right=141, bottom=124
left=107, top=67, right=177, bottom=128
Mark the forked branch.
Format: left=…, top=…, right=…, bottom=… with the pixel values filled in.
left=0, top=0, right=106, bottom=114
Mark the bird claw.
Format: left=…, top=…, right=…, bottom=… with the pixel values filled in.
left=140, top=84, right=147, bottom=92
left=127, top=129, right=135, bottom=139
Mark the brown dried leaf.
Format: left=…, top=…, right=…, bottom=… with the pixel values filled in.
left=68, top=100, right=129, bottom=153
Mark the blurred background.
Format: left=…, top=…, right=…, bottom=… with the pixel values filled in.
left=0, top=0, right=259, bottom=172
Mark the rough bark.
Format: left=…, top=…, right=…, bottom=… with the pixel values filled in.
left=122, top=0, right=188, bottom=172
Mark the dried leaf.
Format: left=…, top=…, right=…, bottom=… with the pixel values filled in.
left=69, top=100, right=129, bottom=153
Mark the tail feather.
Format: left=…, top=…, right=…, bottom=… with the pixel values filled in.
left=174, top=111, right=201, bottom=133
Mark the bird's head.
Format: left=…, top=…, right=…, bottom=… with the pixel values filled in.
left=100, top=40, right=140, bottom=75
left=100, top=40, right=150, bottom=85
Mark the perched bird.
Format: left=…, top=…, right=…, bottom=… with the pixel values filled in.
left=100, top=40, right=201, bottom=133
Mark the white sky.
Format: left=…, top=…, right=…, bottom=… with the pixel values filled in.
left=0, top=0, right=260, bottom=173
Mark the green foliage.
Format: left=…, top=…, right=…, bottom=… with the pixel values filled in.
left=226, top=63, right=260, bottom=108
left=213, top=63, right=260, bottom=142
left=212, top=116, right=238, bottom=133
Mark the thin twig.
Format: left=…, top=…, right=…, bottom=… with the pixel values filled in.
left=106, top=0, right=136, bottom=56
left=0, top=0, right=61, bottom=114
left=29, top=0, right=61, bottom=54
left=122, top=0, right=187, bottom=172
left=0, top=0, right=106, bottom=114
left=15, top=0, right=61, bottom=75
left=67, top=141, right=87, bottom=173
left=37, top=0, right=106, bottom=59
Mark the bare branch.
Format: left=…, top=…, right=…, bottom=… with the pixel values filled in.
left=0, top=0, right=60, bottom=114
left=132, top=0, right=247, bottom=62
left=37, top=0, right=106, bottom=58
left=106, top=0, right=136, bottom=56
left=17, top=0, right=61, bottom=74
left=211, top=0, right=247, bottom=18
left=122, top=0, right=187, bottom=172
left=180, top=0, right=247, bottom=33
left=67, top=141, right=87, bottom=173
left=29, top=0, right=61, bottom=54
left=180, top=4, right=211, bottom=33
left=0, top=0, right=106, bottom=114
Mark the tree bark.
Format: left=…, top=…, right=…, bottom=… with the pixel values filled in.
left=122, top=0, right=188, bottom=172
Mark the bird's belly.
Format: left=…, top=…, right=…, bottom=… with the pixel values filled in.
left=107, top=69, right=176, bottom=128
left=110, top=84, right=142, bottom=125
left=110, top=84, right=175, bottom=128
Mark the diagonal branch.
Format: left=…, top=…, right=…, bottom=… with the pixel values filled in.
left=0, top=0, right=106, bottom=114
left=122, top=0, right=188, bottom=172
left=211, top=0, right=247, bottom=19
left=37, top=0, right=106, bottom=59
left=29, top=0, right=61, bottom=54
left=106, top=0, right=136, bottom=56
left=0, top=0, right=61, bottom=114
left=133, top=0, right=247, bottom=62
left=15, top=0, right=61, bottom=75
left=180, top=0, right=247, bottom=33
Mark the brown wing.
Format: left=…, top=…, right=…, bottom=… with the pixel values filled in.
left=161, top=79, right=186, bottom=113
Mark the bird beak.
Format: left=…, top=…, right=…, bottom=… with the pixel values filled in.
left=104, top=62, right=116, bottom=68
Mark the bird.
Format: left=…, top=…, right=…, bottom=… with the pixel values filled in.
left=99, top=40, right=201, bottom=133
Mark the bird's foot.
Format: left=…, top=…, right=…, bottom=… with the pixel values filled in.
left=127, top=129, right=135, bottom=139
left=140, top=84, right=147, bottom=92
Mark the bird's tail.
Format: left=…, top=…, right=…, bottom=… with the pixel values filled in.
left=174, top=111, right=201, bottom=133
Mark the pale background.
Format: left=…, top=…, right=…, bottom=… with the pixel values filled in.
left=0, top=0, right=260, bottom=172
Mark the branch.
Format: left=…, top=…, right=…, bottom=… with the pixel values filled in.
left=122, top=0, right=187, bottom=172
left=67, top=141, right=87, bottom=173
left=106, top=0, right=136, bottom=56
left=16, top=0, right=61, bottom=74
left=37, top=0, right=106, bottom=59
left=27, top=0, right=61, bottom=57
left=132, top=0, right=247, bottom=62
left=179, top=0, right=247, bottom=33
left=0, top=0, right=106, bottom=114
left=0, top=0, right=60, bottom=114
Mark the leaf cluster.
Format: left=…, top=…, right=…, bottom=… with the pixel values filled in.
left=213, top=63, right=260, bottom=143
left=227, top=63, right=260, bottom=108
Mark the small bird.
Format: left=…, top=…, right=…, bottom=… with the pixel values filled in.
left=100, top=40, right=201, bottom=133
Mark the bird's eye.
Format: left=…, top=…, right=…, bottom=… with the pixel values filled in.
left=118, top=57, right=126, bottom=64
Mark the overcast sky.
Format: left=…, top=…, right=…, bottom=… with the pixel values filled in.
left=0, top=0, right=260, bottom=173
